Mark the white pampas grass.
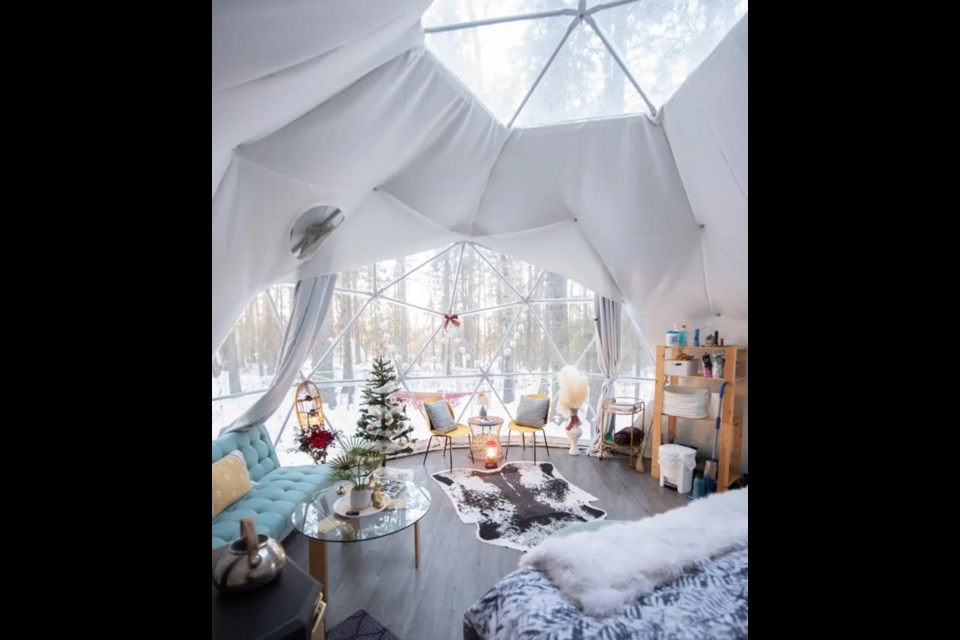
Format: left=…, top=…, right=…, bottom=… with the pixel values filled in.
left=557, top=365, right=589, bottom=417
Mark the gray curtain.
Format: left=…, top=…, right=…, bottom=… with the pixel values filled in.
left=221, top=274, right=337, bottom=435
left=586, top=294, right=622, bottom=457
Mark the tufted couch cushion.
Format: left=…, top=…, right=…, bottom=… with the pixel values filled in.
left=211, top=424, right=334, bottom=548
left=212, top=425, right=281, bottom=482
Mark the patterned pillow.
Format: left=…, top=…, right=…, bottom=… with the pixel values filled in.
left=515, top=396, right=549, bottom=427
left=425, top=400, right=456, bottom=433
left=212, top=450, right=252, bottom=518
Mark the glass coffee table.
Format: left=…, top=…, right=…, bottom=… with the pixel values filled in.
left=292, top=477, right=431, bottom=604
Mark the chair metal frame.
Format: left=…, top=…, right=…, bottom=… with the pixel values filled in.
left=420, top=396, right=475, bottom=472
left=504, top=393, right=552, bottom=463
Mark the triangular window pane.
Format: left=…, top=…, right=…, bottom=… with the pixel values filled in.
left=379, top=245, right=461, bottom=311
left=213, top=287, right=288, bottom=399
left=422, top=1, right=575, bottom=29
left=530, top=270, right=593, bottom=300
left=453, top=244, right=523, bottom=313
left=302, top=290, right=346, bottom=380
left=514, top=21, right=645, bottom=127
left=528, top=302, right=594, bottom=368
left=620, top=312, right=656, bottom=378
left=472, top=243, right=541, bottom=297
left=426, top=16, right=574, bottom=125
left=592, top=0, right=748, bottom=107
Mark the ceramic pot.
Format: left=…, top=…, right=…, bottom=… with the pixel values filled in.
left=350, top=488, right=372, bottom=510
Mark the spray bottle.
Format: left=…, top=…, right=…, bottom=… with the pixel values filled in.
left=679, top=322, right=688, bottom=347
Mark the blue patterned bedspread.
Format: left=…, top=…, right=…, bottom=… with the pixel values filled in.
left=463, top=546, right=748, bottom=639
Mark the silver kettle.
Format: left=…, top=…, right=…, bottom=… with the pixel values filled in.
left=212, top=517, right=287, bottom=594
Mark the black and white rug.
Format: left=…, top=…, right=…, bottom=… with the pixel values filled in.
left=327, top=609, right=400, bottom=640
left=432, top=461, right=606, bottom=551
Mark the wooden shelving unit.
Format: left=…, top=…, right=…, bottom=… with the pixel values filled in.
left=650, top=345, right=747, bottom=492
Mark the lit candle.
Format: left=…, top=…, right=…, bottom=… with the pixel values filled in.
left=484, top=440, right=499, bottom=469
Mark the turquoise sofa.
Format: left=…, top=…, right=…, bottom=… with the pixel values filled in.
left=212, top=424, right=334, bottom=548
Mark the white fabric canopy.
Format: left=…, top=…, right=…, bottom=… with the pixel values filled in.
left=212, top=1, right=748, bottom=362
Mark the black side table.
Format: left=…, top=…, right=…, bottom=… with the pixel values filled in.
left=212, top=545, right=325, bottom=640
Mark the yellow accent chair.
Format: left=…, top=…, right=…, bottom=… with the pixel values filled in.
left=504, top=393, right=552, bottom=463
left=421, top=397, right=474, bottom=472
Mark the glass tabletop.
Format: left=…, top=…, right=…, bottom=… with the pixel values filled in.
left=292, top=477, right=431, bottom=543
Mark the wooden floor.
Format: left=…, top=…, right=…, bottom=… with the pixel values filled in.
left=284, top=445, right=688, bottom=640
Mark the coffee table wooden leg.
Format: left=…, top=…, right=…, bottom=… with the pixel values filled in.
left=414, top=521, right=421, bottom=569
left=308, top=538, right=329, bottom=604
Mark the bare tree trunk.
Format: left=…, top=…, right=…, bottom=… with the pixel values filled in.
left=256, top=296, right=266, bottom=379
left=461, top=252, right=475, bottom=368
left=442, top=254, right=452, bottom=376
left=342, top=272, right=355, bottom=409
left=397, top=260, right=409, bottom=366
left=224, top=332, right=242, bottom=394
left=499, top=254, right=515, bottom=403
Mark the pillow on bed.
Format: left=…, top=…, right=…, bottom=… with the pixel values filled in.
left=515, top=396, right=549, bottom=427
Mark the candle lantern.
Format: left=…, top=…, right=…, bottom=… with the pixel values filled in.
left=484, top=439, right=499, bottom=469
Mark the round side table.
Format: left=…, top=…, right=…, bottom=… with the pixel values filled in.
left=468, top=416, right=504, bottom=462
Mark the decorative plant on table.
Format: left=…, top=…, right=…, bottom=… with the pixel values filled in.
left=328, top=435, right=384, bottom=510
left=476, top=389, right=490, bottom=418
left=356, top=353, right=414, bottom=458
left=557, top=365, right=589, bottom=456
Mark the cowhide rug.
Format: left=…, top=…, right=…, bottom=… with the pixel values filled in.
left=432, top=461, right=606, bottom=551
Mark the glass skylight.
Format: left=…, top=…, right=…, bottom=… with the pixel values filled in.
left=424, top=0, right=748, bottom=128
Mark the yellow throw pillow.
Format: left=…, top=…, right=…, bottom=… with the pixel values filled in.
left=212, top=450, right=252, bottom=518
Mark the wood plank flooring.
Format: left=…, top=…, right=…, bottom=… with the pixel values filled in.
left=283, top=447, right=688, bottom=640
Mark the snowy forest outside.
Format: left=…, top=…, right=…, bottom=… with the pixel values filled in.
left=213, top=242, right=655, bottom=465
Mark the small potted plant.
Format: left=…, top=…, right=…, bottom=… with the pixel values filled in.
left=328, top=435, right=384, bottom=509
left=477, top=389, right=489, bottom=419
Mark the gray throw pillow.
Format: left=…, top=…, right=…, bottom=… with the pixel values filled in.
left=515, top=396, right=549, bottom=427
left=425, top=400, right=456, bottom=433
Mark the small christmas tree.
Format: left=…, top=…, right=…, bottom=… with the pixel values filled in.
left=356, top=353, right=414, bottom=457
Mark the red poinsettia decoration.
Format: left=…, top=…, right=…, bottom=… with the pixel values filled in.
left=296, top=423, right=338, bottom=464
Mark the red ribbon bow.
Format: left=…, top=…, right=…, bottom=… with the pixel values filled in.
left=443, top=313, right=461, bottom=330
left=566, top=414, right=582, bottom=431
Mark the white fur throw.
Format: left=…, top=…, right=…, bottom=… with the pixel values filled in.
left=519, top=487, right=748, bottom=617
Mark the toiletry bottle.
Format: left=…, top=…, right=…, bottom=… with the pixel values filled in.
left=679, top=322, right=687, bottom=347
left=694, top=328, right=700, bottom=347
left=712, top=353, right=724, bottom=378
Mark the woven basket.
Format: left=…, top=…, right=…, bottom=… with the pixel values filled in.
left=662, top=386, right=709, bottom=418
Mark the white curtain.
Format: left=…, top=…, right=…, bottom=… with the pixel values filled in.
left=586, top=295, right=622, bottom=456
left=221, top=274, right=337, bottom=435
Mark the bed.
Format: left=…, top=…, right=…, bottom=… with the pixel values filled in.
left=463, top=488, right=748, bottom=640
